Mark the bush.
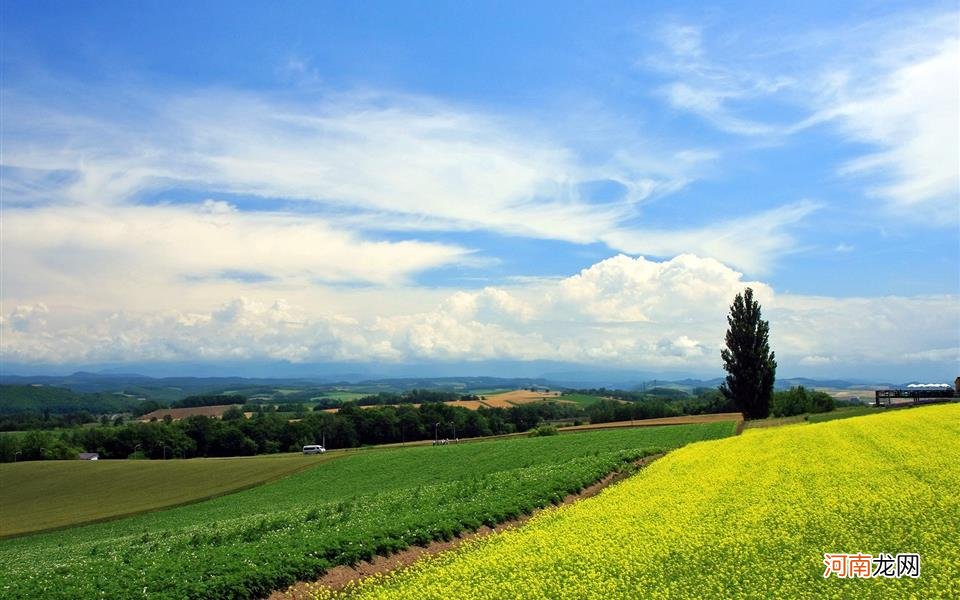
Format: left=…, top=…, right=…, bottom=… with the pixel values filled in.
left=528, top=424, right=559, bottom=437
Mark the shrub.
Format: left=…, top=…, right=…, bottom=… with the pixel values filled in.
left=528, top=424, right=559, bottom=437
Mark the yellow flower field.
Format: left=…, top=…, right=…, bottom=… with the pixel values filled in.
left=319, top=404, right=960, bottom=599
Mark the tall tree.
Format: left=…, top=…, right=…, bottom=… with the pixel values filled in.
left=720, top=287, right=777, bottom=419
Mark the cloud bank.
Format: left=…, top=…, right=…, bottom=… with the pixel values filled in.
left=4, top=255, right=956, bottom=376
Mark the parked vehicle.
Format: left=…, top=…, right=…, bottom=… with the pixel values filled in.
left=302, top=444, right=326, bottom=455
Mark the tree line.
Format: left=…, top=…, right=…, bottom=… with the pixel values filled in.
left=0, top=401, right=583, bottom=462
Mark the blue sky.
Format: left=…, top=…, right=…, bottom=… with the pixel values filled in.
left=2, top=1, right=958, bottom=379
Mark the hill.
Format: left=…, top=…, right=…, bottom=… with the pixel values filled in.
left=0, top=385, right=144, bottom=415
left=340, top=404, right=960, bottom=599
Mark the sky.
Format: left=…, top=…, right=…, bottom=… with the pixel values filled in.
left=1, top=0, right=958, bottom=381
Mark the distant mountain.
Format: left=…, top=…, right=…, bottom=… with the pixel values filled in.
left=775, top=377, right=897, bottom=390
left=0, top=372, right=334, bottom=402
left=0, top=369, right=909, bottom=402
left=351, top=376, right=554, bottom=391
left=0, top=372, right=561, bottom=402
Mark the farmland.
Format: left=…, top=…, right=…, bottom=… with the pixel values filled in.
left=311, top=391, right=369, bottom=403
left=137, top=404, right=242, bottom=421
left=316, top=388, right=567, bottom=413
left=555, top=393, right=611, bottom=407
left=479, top=389, right=562, bottom=408
left=0, top=421, right=735, bottom=599
left=328, top=404, right=960, bottom=599
left=0, top=454, right=330, bottom=537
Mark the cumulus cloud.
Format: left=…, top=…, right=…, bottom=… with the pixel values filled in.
left=3, top=254, right=955, bottom=375
left=551, top=253, right=770, bottom=323
left=6, top=303, right=50, bottom=332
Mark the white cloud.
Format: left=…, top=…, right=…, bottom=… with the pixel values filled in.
left=823, top=38, right=959, bottom=215
left=3, top=89, right=640, bottom=238
left=551, top=253, right=770, bottom=323
left=799, top=355, right=833, bottom=366
left=1, top=203, right=469, bottom=312
left=648, top=24, right=794, bottom=136
left=602, top=201, right=818, bottom=274
left=647, top=13, right=960, bottom=216
left=4, top=254, right=955, bottom=375
left=6, top=303, right=50, bottom=332
left=2, top=85, right=811, bottom=274
left=660, top=82, right=779, bottom=136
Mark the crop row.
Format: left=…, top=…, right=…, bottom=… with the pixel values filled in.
left=325, top=405, right=960, bottom=599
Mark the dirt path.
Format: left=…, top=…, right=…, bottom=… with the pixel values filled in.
left=268, top=453, right=665, bottom=600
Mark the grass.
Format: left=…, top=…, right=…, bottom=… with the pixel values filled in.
left=744, top=405, right=881, bottom=429
left=333, top=404, right=960, bottom=600
left=0, top=422, right=736, bottom=599
left=805, top=405, right=880, bottom=422
left=0, top=454, right=330, bottom=537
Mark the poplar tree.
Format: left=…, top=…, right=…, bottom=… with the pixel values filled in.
left=720, top=287, right=777, bottom=419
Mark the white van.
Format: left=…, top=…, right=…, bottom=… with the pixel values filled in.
left=302, top=444, right=326, bottom=455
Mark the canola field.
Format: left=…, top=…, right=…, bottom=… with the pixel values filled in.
left=324, top=404, right=960, bottom=599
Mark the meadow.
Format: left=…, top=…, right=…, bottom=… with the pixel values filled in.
left=0, top=421, right=735, bottom=599
left=0, top=454, right=330, bottom=537
left=326, top=404, right=960, bottom=599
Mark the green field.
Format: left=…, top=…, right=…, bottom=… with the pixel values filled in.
left=0, top=422, right=735, bottom=599
left=0, top=454, right=330, bottom=537
left=334, top=405, right=960, bottom=599
left=311, top=391, right=369, bottom=402
left=557, top=393, right=609, bottom=407
left=469, top=388, right=509, bottom=396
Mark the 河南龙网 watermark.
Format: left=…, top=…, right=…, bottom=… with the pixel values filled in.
left=823, top=553, right=920, bottom=578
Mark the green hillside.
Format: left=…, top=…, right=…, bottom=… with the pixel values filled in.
left=0, top=385, right=144, bottom=415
